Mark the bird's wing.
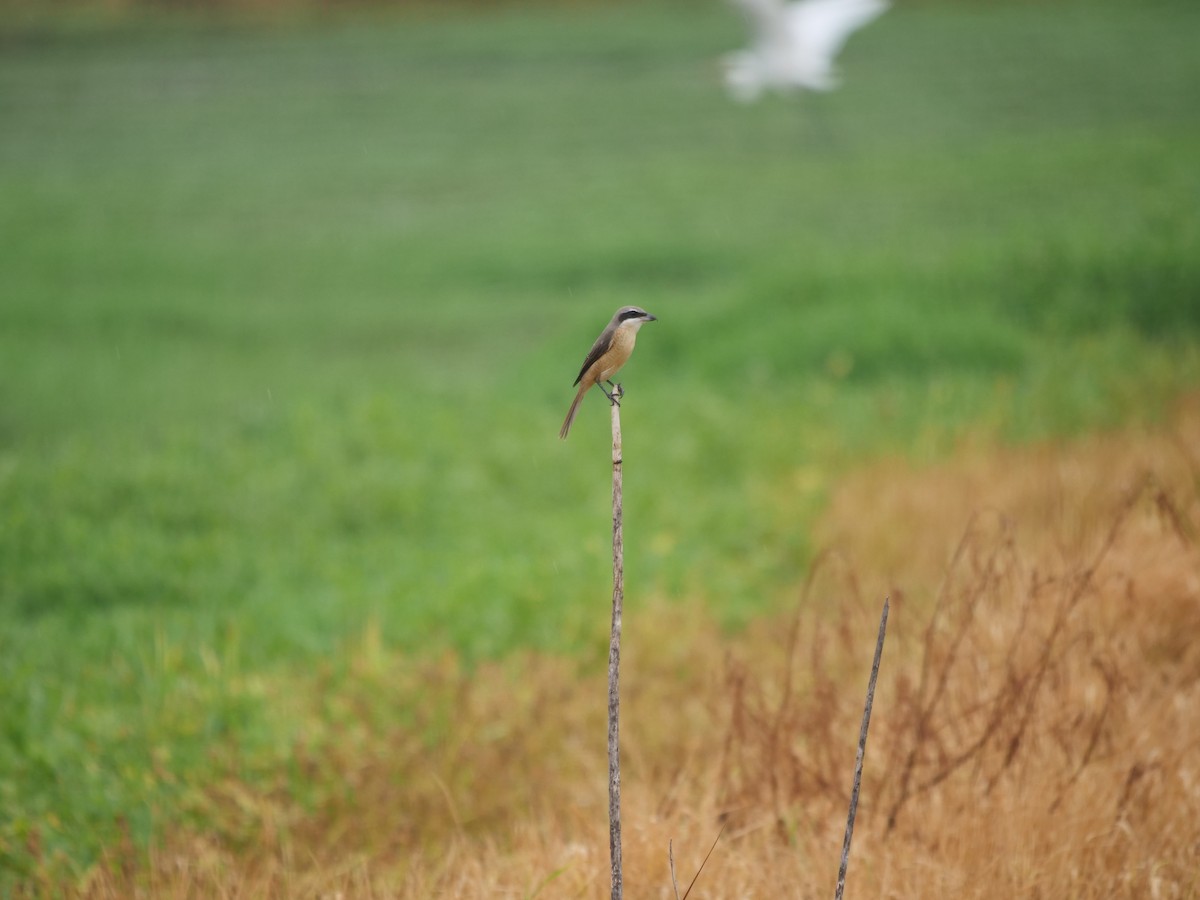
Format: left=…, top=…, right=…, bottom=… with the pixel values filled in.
left=572, top=329, right=613, bottom=386
left=786, top=0, right=888, bottom=66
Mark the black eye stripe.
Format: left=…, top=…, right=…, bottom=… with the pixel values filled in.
left=619, top=309, right=645, bottom=321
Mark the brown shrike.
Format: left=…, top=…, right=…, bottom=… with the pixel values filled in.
left=560, top=306, right=657, bottom=439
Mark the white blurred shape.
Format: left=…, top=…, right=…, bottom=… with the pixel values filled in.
left=723, top=0, right=889, bottom=102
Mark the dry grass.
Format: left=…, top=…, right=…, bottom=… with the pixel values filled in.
left=73, top=397, right=1200, bottom=898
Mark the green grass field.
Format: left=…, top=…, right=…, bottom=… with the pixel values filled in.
left=1, top=0, right=1198, bottom=884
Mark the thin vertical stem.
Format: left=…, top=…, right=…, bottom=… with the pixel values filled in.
left=836, top=597, right=890, bottom=900
left=608, top=390, right=625, bottom=900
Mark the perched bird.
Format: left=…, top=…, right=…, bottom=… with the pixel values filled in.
left=560, top=306, right=657, bottom=439
left=723, top=0, right=889, bottom=102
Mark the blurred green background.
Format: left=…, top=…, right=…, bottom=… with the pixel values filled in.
left=1, top=0, right=1198, bottom=881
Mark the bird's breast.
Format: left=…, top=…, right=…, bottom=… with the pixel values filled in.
left=596, top=325, right=637, bottom=382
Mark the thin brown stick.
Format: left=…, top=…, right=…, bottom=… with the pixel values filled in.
left=681, top=823, right=726, bottom=900
left=835, top=597, right=889, bottom=900
left=608, top=386, right=625, bottom=900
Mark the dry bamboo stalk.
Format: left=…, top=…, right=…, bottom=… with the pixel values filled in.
left=608, top=386, right=625, bottom=900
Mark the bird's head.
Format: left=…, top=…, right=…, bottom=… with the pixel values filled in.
left=613, top=306, right=657, bottom=330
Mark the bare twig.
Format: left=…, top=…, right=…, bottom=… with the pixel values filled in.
left=835, top=597, right=889, bottom=900
left=668, top=839, right=680, bottom=900
left=608, top=385, right=625, bottom=900
left=686, top=830, right=729, bottom=897
left=672, top=823, right=727, bottom=900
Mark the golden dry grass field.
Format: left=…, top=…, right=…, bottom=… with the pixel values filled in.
left=68, top=396, right=1200, bottom=899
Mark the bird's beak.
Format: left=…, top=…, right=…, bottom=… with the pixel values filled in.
left=644, top=313, right=658, bottom=321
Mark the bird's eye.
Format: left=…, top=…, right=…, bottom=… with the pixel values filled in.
left=620, top=309, right=644, bottom=321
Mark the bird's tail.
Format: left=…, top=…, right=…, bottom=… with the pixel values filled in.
left=559, top=383, right=589, bottom=439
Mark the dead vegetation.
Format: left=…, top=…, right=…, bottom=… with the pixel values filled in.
left=74, top=397, right=1200, bottom=898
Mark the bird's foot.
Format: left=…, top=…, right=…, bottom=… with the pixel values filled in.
left=599, top=382, right=624, bottom=406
